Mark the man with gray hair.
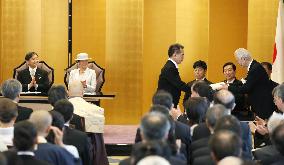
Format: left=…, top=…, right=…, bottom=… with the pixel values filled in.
left=29, top=110, right=77, bottom=165
left=222, top=48, right=275, bottom=120
left=273, top=83, right=284, bottom=113
left=1, top=79, right=32, bottom=122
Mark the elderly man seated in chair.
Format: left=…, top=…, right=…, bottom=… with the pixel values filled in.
left=68, top=80, right=105, bottom=133
left=17, top=52, right=50, bottom=94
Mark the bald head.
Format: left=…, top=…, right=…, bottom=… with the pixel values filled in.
left=68, top=80, right=84, bottom=97
left=29, top=110, right=52, bottom=136
left=213, top=89, right=235, bottom=110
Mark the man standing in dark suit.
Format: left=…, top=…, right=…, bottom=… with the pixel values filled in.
left=17, top=52, right=50, bottom=94
left=183, top=60, right=212, bottom=103
left=222, top=62, right=251, bottom=121
left=1, top=79, right=33, bottom=122
left=158, top=43, right=190, bottom=107
left=222, top=48, right=275, bottom=119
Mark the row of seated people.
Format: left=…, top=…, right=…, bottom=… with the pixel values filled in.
left=121, top=81, right=284, bottom=165
left=0, top=79, right=107, bottom=165
left=14, top=52, right=105, bottom=94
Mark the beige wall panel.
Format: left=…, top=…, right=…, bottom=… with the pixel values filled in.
left=105, top=0, right=143, bottom=124
left=248, top=0, right=278, bottom=63
left=208, top=0, right=248, bottom=82
left=176, top=0, right=209, bottom=83
left=73, top=0, right=106, bottom=67
left=1, top=0, right=28, bottom=83
left=41, top=0, right=68, bottom=84
left=143, top=0, right=177, bottom=115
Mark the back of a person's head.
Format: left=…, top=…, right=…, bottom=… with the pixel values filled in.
left=131, top=140, right=171, bottom=165
left=272, top=84, right=284, bottom=102
left=53, top=99, right=74, bottom=123
left=13, top=121, right=37, bottom=151
left=46, top=111, right=65, bottom=144
left=0, top=98, right=18, bottom=124
left=168, top=43, right=184, bottom=57
left=48, top=85, right=68, bottom=106
left=206, top=104, right=229, bottom=128
left=261, top=62, right=272, bottom=71
left=149, top=104, right=170, bottom=116
left=184, top=97, right=209, bottom=124
left=1, top=79, right=22, bottom=100
left=152, top=90, right=173, bottom=110
left=137, top=156, right=170, bottom=165
left=267, top=112, right=284, bottom=134
left=68, top=80, right=84, bottom=97
left=209, top=130, right=242, bottom=161
left=193, top=60, right=207, bottom=70
left=140, top=112, right=170, bottom=141
left=214, top=115, right=241, bottom=136
left=29, top=110, right=52, bottom=135
left=218, top=156, right=243, bottom=165
left=271, top=123, right=284, bottom=155
left=213, top=89, right=235, bottom=110
left=192, top=81, right=214, bottom=102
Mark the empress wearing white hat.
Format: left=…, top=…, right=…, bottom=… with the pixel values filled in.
left=69, top=53, right=96, bottom=93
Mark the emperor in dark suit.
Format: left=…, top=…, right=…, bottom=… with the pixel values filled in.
left=17, top=52, right=50, bottom=94
left=226, top=48, right=275, bottom=119
left=158, top=43, right=190, bottom=107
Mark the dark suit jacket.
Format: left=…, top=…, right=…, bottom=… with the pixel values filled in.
left=254, top=145, right=280, bottom=165
left=19, top=155, right=52, bottom=165
left=193, top=155, right=215, bottom=165
left=63, top=126, right=93, bottom=165
left=228, top=60, right=275, bottom=119
left=134, top=121, right=191, bottom=163
left=17, top=68, right=50, bottom=94
left=158, top=60, right=190, bottom=106
left=191, top=122, right=253, bottom=160
left=3, top=150, right=51, bottom=165
left=119, top=156, right=186, bottom=165
left=183, top=78, right=213, bottom=104
left=15, top=105, right=33, bottom=123
left=69, top=114, right=85, bottom=132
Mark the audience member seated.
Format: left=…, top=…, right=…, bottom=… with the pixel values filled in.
left=212, top=89, right=253, bottom=159
left=17, top=52, right=50, bottom=94
left=137, top=155, right=171, bottom=165
left=121, top=112, right=186, bottom=165
left=135, top=91, right=191, bottom=163
left=48, top=85, right=84, bottom=131
left=29, top=110, right=77, bottom=165
left=54, top=99, right=93, bottom=165
left=127, top=140, right=172, bottom=165
left=209, top=130, right=242, bottom=165
left=0, top=98, right=18, bottom=147
left=68, top=80, right=104, bottom=133
left=3, top=121, right=51, bottom=165
left=270, top=123, right=284, bottom=165
left=46, top=111, right=80, bottom=160
left=68, top=80, right=108, bottom=165
left=254, top=113, right=284, bottom=164
left=184, top=97, right=209, bottom=135
left=1, top=79, right=33, bottom=122
left=183, top=60, right=213, bottom=103
left=69, top=53, right=97, bottom=93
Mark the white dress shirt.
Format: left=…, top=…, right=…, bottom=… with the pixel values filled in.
left=69, top=68, right=96, bottom=93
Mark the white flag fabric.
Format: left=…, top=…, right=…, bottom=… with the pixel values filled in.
left=272, top=0, right=284, bottom=84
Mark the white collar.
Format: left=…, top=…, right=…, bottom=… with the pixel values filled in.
left=168, top=58, right=178, bottom=68
left=247, top=60, right=253, bottom=71
left=226, top=78, right=236, bottom=84
left=196, top=77, right=205, bottom=81
left=17, top=151, right=35, bottom=156
left=37, top=136, right=47, bottom=144
left=29, top=66, right=37, bottom=71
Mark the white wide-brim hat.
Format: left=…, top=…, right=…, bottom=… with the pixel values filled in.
left=75, top=53, right=91, bottom=61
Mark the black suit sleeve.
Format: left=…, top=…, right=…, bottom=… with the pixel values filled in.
left=35, top=70, right=50, bottom=93
left=17, top=70, right=30, bottom=92
left=165, top=67, right=190, bottom=92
